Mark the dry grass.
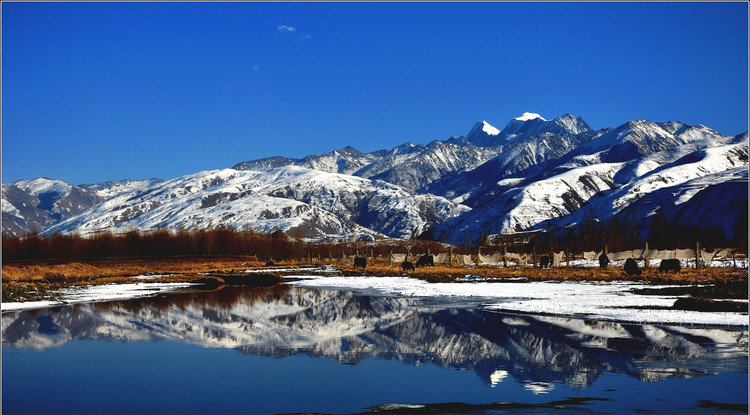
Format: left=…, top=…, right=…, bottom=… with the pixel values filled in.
left=2, top=257, right=265, bottom=283
left=341, top=263, right=747, bottom=285
left=2, top=256, right=746, bottom=303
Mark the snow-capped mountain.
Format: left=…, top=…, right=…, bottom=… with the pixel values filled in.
left=1, top=178, right=103, bottom=237
left=365, top=139, right=499, bottom=191
left=233, top=139, right=498, bottom=192
left=425, top=116, right=602, bottom=205
left=466, top=113, right=592, bottom=147
left=4, top=112, right=746, bottom=244
left=42, top=166, right=469, bottom=240
left=433, top=129, right=748, bottom=246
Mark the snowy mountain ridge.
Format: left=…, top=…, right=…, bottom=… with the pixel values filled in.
left=3, top=113, right=747, bottom=244
left=42, top=166, right=469, bottom=240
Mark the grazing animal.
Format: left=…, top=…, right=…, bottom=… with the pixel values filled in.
left=624, top=258, right=642, bottom=276
left=402, top=261, right=415, bottom=271
left=539, top=255, right=551, bottom=268
left=265, top=260, right=275, bottom=267
left=659, top=259, right=681, bottom=273
left=415, top=254, right=434, bottom=267
left=599, top=253, right=609, bottom=269
left=353, top=257, right=367, bottom=269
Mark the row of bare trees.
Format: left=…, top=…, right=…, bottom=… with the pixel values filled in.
left=1, top=228, right=296, bottom=261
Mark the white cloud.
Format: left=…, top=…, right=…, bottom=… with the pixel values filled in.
left=251, top=65, right=259, bottom=72
left=277, top=25, right=296, bottom=33
left=300, top=34, right=311, bottom=40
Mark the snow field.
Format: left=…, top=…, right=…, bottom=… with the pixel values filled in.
left=287, top=276, right=748, bottom=327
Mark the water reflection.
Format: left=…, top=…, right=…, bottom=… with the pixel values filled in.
left=2, top=285, right=747, bottom=390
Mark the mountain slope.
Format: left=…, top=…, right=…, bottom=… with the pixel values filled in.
left=1, top=178, right=103, bottom=237
left=43, top=166, right=469, bottom=240
left=433, top=132, right=748, bottom=246
left=80, top=178, right=164, bottom=199
left=425, top=116, right=601, bottom=205
left=368, top=139, right=499, bottom=191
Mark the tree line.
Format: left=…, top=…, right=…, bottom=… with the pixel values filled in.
left=1, top=228, right=453, bottom=262
left=1, top=229, right=297, bottom=261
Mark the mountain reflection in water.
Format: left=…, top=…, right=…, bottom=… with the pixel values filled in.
left=2, top=285, right=747, bottom=389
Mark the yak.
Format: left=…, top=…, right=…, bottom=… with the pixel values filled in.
left=539, top=255, right=551, bottom=268
left=599, top=253, right=610, bottom=269
left=624, top=258, right=642, bottom=276
left=353, top=257, right=367, bottom=269
left=415, top=254, right=434, bottom=267
left=402, top=261, right=415, bottom=271
left=265, top=260, right=275, bottom=267
left=659, top=259, right=681, bottom=273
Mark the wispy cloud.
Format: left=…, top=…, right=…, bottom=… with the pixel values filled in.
left=277, top=25, right=296, bottom=33
left=299, top=34, right=311, bottom=40
left=251, top=65, right=259, bottom=73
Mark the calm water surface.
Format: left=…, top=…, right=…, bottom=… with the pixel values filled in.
left=2, top=284, right=748, bottom=414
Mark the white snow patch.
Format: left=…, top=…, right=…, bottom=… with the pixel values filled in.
left=481, top=120, right=501, bottom=135
left=1, top=300, right=61, bottom=312
left=514, top=112, right=546, bottom=122
left=286, top=276, right=748, bottom=327
left=1, top=282, right=195, bottom=312
left=15, top=178, right=72, bottom=197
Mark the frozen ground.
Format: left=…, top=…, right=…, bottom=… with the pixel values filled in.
left=286, top=276, right=748, bottom=328
left=1, top=282, right=194, bottom=312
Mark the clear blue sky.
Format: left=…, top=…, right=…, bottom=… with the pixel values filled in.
left=2, top=2, right=748, bottom=185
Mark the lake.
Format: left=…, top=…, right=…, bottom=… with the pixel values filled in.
left=2, top=283, right=748, bottom=414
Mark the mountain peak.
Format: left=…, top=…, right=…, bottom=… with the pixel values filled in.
left=465, top=121, right=502, bottom=147
left=514, top=112, right=546, bottom=122
left=470, top=120, right=500, bottom=136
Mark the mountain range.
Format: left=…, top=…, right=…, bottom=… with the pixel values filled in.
left=2, top=112, right=747, bottom=245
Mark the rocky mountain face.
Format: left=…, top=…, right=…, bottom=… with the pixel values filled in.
left=3, top=113, right=746, bottom=244
left=3, top=286, right=746, bottom=386
left=1, top=178, right=103, bottom=237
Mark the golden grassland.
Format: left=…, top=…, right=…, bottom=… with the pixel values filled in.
left=2, top=256, right=747, bottom=303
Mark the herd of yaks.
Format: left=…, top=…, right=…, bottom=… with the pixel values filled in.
left=350, top=253, right=683, bottom=274
left=265, top=253, right=683, bottom=274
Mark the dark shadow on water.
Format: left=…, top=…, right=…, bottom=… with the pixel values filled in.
left=279, top=397, right=613, bottom=415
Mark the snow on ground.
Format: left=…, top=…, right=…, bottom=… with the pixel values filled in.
left=1, top=282, right=194, bottom=312
left=286, top=276, right=748, bottom=327
left=2, top=270, right=746, bottom=327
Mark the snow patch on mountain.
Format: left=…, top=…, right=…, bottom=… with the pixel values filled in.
left=514, top=112, right=546, bottom=122
left=15, top=178, right=73, bottom=198
left=80, top=178, right=164, bottom=199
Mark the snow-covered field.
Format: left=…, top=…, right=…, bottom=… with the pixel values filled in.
left=1, top=282, right=194, bottom=312
left=286, top=275, right=748, bottom=327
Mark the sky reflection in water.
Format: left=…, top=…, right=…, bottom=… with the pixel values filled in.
left=2, top=285, right=748, bottom=414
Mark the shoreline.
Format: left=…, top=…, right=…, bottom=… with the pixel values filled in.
left=2, top=257, right=747, bottom=312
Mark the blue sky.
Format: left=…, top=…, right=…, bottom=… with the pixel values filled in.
left=2, top=2, right=748, bottom=185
